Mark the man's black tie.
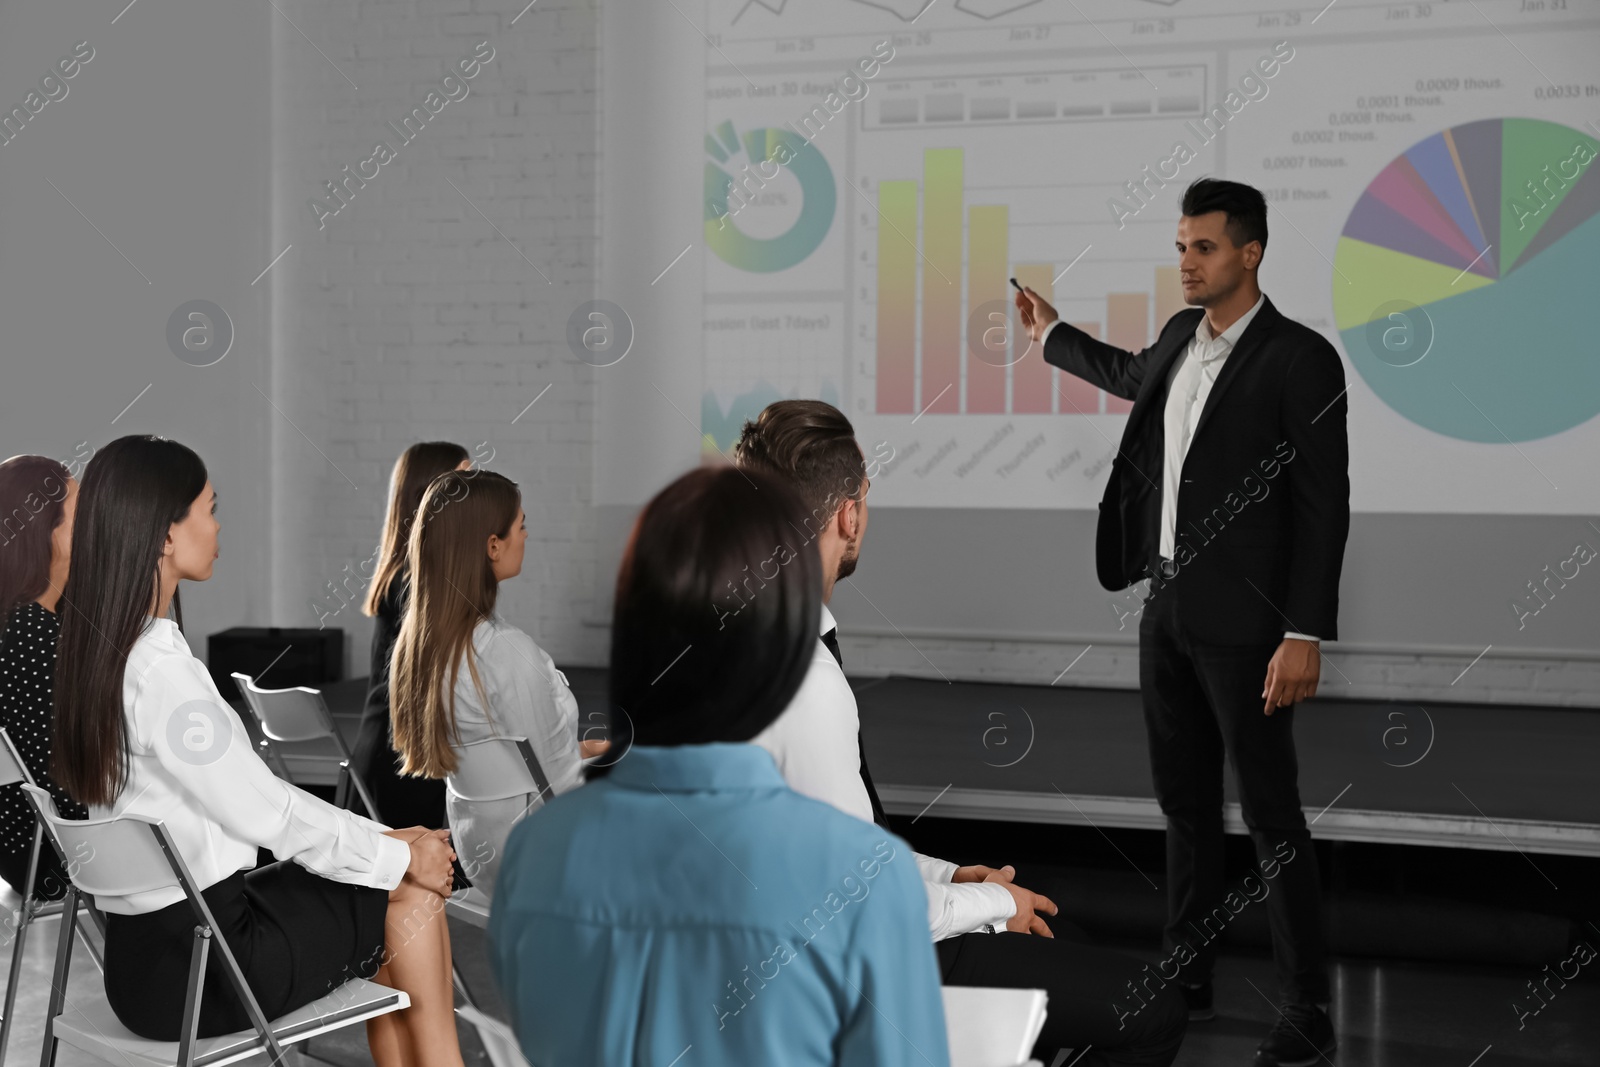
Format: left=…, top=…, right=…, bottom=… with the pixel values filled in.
left=821, top=627, right=890, bottom=830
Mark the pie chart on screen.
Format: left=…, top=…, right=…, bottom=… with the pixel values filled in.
left=1332, top=117, right=1600, bottom=443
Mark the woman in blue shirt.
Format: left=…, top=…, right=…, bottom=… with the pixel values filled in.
left=488, top=466, right=950, bottom=1067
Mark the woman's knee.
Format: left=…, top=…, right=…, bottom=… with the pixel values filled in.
left=385, top=887, right=448, bottom=943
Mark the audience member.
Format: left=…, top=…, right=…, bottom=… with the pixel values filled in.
left=50, top=435, right=465, bottom=1065
left=351, top=441, right=471, bottom=827
left=488, top=466, right=949, bottom=1067
left=390, top=467, right=597, bottom=895
left=0, top=455, right=86, bottom=901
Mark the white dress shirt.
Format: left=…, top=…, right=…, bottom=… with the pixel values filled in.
left=753, top=604, right=1017, bottom=941
left=1044, top=296, right=1317, bottom=642
left=89, top=617, right=410, bottom=915
left=1160, top=293, right=1263, bottom=560
left=445, top=616, right=585, bottom=897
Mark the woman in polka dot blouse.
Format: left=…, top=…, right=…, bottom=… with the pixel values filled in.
left=0, top=454, right=87, bottom=901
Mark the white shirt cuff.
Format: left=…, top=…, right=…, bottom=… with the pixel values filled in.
left=1284, top=632, right=1321, bottom=643
left=373, top=833, right=411, bottom=892
left=963, top=881, right=1018, bottom=933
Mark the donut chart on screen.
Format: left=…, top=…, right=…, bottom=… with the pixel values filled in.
left=1332, top=118, right=1600, bottom=443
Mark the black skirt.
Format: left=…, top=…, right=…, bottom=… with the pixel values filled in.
left=102, top=861, right=389, bottom=1041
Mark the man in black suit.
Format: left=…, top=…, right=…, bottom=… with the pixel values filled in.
left=1016, top=178, right=1349, bottom=1066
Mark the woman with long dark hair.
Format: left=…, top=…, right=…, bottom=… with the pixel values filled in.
left=389, top=468, right=600, bottom=897
left=350, top=441, right=471, bottom=828
left=51, top=436, right=464, bottom=1064
left=0, top=455, right=86, bottom=900
left=486, top=467, right=949, bottom=1066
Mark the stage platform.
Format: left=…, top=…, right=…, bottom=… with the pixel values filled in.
left=294, top=668, right=1600, bottom=858
left=855, top=675, right=1600, bottom=858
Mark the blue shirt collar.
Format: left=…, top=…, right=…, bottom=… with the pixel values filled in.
left=606, top=743, right=786, bottom=794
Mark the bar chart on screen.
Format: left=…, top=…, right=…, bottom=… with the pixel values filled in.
left=847, top=78, right=1205, bottom=509
left=867, top=147, right=1193, bottom=419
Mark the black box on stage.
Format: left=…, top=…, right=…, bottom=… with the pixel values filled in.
left=206, top=627, right=344, bottom=701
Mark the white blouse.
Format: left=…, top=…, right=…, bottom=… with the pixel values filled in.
left=444, top=616, right=584, bottom=898
left=87, top=617, right=409, bottom=915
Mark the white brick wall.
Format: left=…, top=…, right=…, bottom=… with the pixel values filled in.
left=270, top=0, right=606, bottom=675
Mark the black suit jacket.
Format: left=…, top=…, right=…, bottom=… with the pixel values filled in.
left=1043, top=295, right=1350, bottom=646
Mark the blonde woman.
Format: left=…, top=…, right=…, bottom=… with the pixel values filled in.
left=390, top=469, right=601, bottom=896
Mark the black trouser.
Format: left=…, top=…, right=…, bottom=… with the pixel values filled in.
left=937, top=931, right=1186, bottom=1066
left=1138, top=576, right=1329, bottom=1005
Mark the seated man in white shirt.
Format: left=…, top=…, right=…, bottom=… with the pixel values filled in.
left=738, top=400, right=1187, bottom=1067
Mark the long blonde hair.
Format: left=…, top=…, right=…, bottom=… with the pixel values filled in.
left=390, top=468, right=520, bottom=778
left=363, top=442, right=469, bottom=617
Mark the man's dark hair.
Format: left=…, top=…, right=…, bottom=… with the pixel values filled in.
left=1181, top=178, right=1268, bottom=254
left=732, top=400, right=865, bottom=541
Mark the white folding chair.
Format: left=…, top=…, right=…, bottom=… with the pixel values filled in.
left=231, top=672, right=379, bottom=819
left=0, top=728, right=105, bottom=1064
left=22, top=783, right=408, bottom=1067
left=440, top=736, right=553, bottom=1039
left=941, top=985, right=1050, bottom=1067
left=442, top=735, right=552, bottom=930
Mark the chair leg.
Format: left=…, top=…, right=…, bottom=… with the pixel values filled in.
left=176, top=927, right=211, bottom=1067
left=75, top=916, right=105, bottom=974
left=2, top=820, right=49, bottom=1061
left=37, top=886, right=78, bottom=1067
left=342, top=761, right=382, bottom=822
left=84, top=898, right=108, bottom=939
left=452, top=961, right=479, bottom=1008
left=292, top=1042, right=343, bottom=1067
left=0, top=894, right=33, bottom=1064
left=263, top=740, right=296, bottom=785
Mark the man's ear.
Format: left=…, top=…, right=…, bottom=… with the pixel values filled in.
left=837, top=497, right=859, bottom=538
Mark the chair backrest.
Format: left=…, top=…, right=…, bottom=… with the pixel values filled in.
left=446, top=736, right=552, bottom=805
left=232, top=672, right=337, bottom=743
left=20, top=783, right=183, bottom=898
left=0, top=726, right=33, bottom=790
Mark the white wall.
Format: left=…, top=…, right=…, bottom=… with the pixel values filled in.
left=269, top=0, right=606, bottom=674
left=0, top=0, right=272, bottom=646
